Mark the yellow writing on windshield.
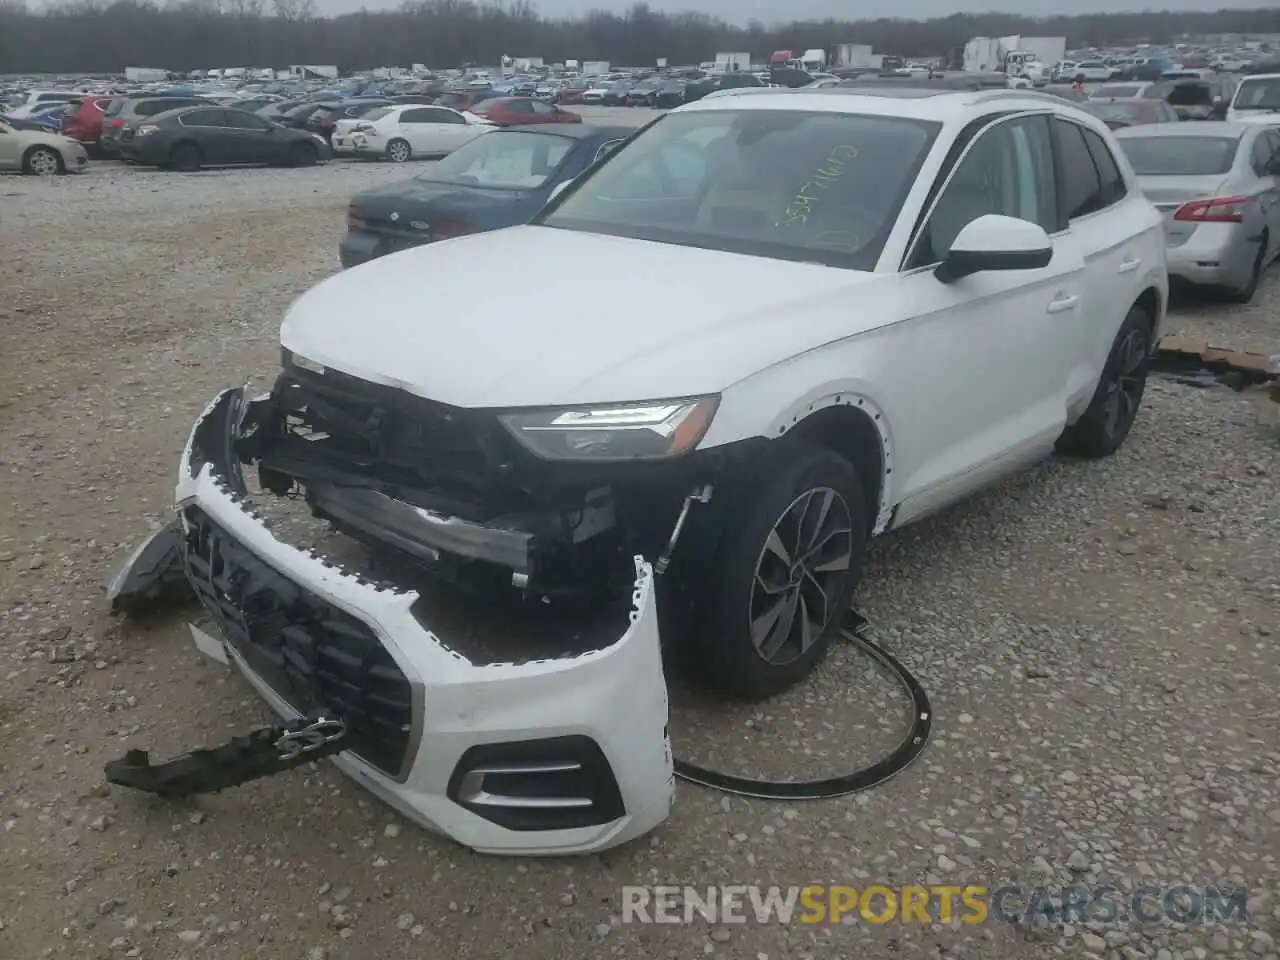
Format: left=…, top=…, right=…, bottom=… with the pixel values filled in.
left=777, top=145, right=861, bottom=227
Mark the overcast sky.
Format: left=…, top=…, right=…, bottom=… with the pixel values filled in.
left=316, top=0, right=1278, bottom=22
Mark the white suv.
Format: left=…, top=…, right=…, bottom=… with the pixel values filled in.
left=151, top=86, right=1166, bottom=855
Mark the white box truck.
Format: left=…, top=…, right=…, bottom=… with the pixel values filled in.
left=714, top=52, right=751, bottom=72
left=834, top=44, right=875, bottom=69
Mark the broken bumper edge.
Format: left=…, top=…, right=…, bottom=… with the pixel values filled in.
left=171, top=387, right=674, bottom=855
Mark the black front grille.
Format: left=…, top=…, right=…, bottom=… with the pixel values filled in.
left=271, top=368, right=516, bottom=508
left=182, top=507, right=416, bottom=778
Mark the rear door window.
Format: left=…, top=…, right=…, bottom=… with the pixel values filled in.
left=1052, top=119, right=1106, bottom=219
left=1081, top=127, right=1127, bottom=206
left=138, top=99, right=197, bottom=117
left=180, top=109, right=227, bottom=127
left=224, top=110, right=270, bottom=131
left=417, top=108, right=464, bottom=124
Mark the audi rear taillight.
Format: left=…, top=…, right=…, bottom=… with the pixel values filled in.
left=1173, top=195, right=1248, bottom=223
left=109, top=117, right=125, bottom=128
left=347, top=205, right=366, bottom=230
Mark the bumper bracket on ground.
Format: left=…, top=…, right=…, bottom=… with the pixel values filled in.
left=104, top=711, right=348, bottom=797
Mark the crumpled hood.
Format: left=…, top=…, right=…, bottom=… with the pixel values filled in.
left=281, top=225, right=884, bottom=409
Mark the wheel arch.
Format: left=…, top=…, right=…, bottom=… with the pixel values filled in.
left=170, top=138, right=201, bottom=158
left=1133, top=284, right=1163, bottom=343
left=769, top=392, right=896, bottom=537
left=22, top=143, right=63, bottom=171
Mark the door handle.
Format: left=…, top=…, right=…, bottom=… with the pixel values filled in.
left=1046, top=294, right=1080, bottom=314
left=1118, top=257, right=1142, bottom=274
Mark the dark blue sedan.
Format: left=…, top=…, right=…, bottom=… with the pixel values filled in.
left=339, top=124, right=633, bottom=268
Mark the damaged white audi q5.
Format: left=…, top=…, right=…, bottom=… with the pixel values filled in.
left=112, top=86, right=1167, bottom=855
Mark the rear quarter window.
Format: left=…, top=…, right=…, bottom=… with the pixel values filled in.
left=1081, top=127, right=1127, bottom=205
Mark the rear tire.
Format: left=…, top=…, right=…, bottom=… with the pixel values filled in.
left=1225, top=234, right=1267, bottom=304
left=23, top=146, right=64, bottom=176
left=689, top=441, right=867, bottom=700
left=386, top=138, right=411, bottom=163
left=169, top=142, right=202, bottom=172
left=289, top=141, right=318, bottom=167
left=1056, top=302, right=1153, bottom=459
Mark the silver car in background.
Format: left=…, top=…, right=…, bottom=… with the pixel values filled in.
left=1114, top=122, right=1280, bottom=303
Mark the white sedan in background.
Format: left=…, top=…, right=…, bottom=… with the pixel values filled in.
left=331, top=104, right=493, bottom=162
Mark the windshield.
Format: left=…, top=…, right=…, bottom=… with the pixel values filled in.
left=1232, top=77, right=1280, bottom=110
left=539, top=108, right=939, bottom=270
left=420, top=131, right=573, bottom=189
left=1118, top=136, right=1239, bottom=176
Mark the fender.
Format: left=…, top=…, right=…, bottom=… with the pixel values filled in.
left=704, top=377, right=899, bottom=537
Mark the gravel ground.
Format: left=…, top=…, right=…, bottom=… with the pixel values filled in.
left=1, top=107, right=1278, bottom=960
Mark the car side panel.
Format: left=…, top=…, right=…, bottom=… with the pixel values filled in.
left=1065, top=196, right=1164, bottom=415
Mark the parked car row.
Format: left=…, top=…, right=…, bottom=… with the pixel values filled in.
left=340, top=124, right=631, bottom=266
left=333, top=85, right=1280, bottom=313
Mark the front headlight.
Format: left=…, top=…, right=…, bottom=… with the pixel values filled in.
left=498, top=396, right=719, bottom=461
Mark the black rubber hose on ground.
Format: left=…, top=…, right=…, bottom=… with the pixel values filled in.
left=673, top=608, right=933, bottom=800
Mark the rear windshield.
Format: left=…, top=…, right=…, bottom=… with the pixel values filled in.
left=1117, top=136, right=1239, bottom=176
left=1232, top=76, right=1280, bottom=110
left=1093, top=84, right=1143, bottom=98
left=423, top=131, right=574, bottom=189
left=137, top=99, right=199, bottom=117
left=361, top=107, right=394, bottom=122
left=1084, top=102, right=1150, bottom=124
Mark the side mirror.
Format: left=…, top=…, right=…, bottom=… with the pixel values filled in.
left=934, top=214, right=1053, bottom=284
left=547, top=178, right=574, bottom=203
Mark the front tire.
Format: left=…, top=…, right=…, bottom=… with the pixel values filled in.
left=691, top=442, right=867, bottom=700
left=386, top=138, right=411, bottom=163
left=23, top=146, right=64, bottom=176
left=1056, top=302, right=1153, bottom=459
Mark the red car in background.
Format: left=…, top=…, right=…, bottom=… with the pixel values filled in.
left=466, top=97, right=582, bottom=126
left=61, top=96, right=114, bottom=155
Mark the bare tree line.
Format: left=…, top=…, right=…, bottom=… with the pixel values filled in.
left=0, top=0, right=1276, bottom=75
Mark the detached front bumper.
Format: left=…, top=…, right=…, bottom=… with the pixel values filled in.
left=169, top=387, right=674, bottom=855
